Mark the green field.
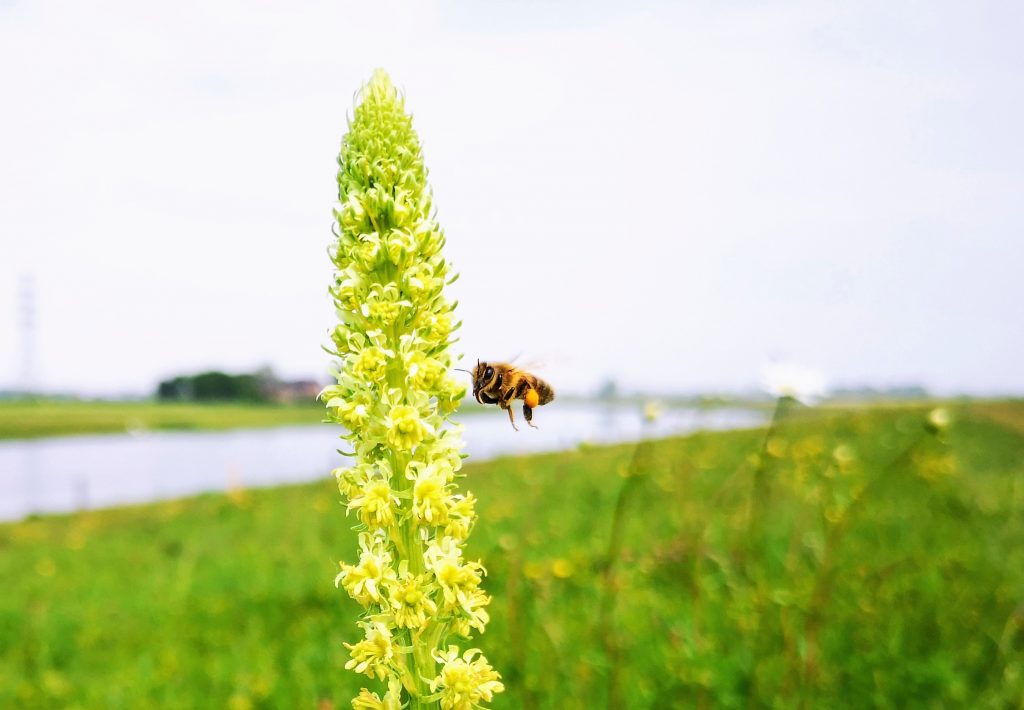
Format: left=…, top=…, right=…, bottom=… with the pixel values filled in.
left=0, top=400, right=325, bottom=440
left=2, top=402, right=1023, bottom=708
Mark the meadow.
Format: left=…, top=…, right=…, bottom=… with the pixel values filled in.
left=0, top=400, right=324, bottom=440
left=1, top=401, right=1023, bottom=708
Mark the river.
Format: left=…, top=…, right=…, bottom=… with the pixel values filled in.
left=0, top=404, right=763, bottom=521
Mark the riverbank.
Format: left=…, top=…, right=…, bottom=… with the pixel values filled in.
left=2, top=401, right=1023, bottom=706
left=0, top=396, right=951, bottom=441
left=0, top=400, right=325, bottom=440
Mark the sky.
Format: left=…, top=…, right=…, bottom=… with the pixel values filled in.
left=1, top=0, right=1022, bottom=397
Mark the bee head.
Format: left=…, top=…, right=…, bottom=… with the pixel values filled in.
left=454, top=360, right=486, bottom=402
left=473, top=360, right=487, bottom=400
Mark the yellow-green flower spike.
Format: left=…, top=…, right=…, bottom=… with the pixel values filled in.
left=324, top=69, right=501, bottom=710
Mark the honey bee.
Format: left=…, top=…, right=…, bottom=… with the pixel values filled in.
left=457, top=360, right=555, bottom=431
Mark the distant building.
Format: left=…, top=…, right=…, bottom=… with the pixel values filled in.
left=268, top=379, right=322, bottom=403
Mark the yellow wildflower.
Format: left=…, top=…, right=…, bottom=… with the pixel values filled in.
left=352, top=346, right=389, bottom=382
left=430, top=646, right=504, bottom=710
left=351, top=678, right=403, bottom=710
left=351, top=688, right=384, bottom=710
left=326, top=70, right=501, bottom=706
left=347, top=479, right=399, bottom=529
left=336, top=533, right=396, bottom=606
left=458, top=587, right=491, bottom=634
left=388, top=564, right=438, bottom=630
left=385, top=228, right=416, bottom=266
left=386, top=405, right=430, bottom=450
left=344, top=621, right=395, bottom=680
left=408, top=461, right=450, bottom=526
left=356, top=232, right=383, bottom=271
left=329, top=396, right=372, bottom=431
left=406, top=351, right=444, bottom=391
left=444, top=493, right=476, bottom=540
left=425, top=537, right=485, bottom=614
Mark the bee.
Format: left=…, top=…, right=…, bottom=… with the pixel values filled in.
left=457, top=360, right=555, bottom=431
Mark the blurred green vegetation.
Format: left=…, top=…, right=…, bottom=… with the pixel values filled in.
left=156, top=371, right=268, bottom=403
left=0, top=400, right=324, bottom=440
left=1, top=402, right=1023, bottom=708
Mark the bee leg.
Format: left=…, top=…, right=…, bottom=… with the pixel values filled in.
left=504, top=403, right=519, bottom=431
left=524, top=404, right=538, bottom=429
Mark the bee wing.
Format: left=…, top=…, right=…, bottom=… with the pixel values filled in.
left=507, top=354, right=548, bottom=373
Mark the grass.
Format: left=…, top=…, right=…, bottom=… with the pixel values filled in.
left=0, top=400, right=326, bottom=440
left=1, top=401, right=1023, bottom=708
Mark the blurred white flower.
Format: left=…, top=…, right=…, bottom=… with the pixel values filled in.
left=643, top=400, right=663, bottom=422
left=762, top=362, right=827, bottom=404
left=927, top=407, right=952, bottom=433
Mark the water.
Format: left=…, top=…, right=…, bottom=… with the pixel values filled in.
left=0, top=404, right=763, bottom=521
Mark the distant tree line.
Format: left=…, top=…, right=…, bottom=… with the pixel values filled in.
left=157, top=371, right=269, bottom=402
left=156, top=369, right=324, bottom=403
left=829, top=385, right=929, bottom=400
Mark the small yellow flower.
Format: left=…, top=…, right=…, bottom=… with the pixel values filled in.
left=551, top=558, right=575, bottom=579
left=458, top=587, right=491, bottom=634
left=408, top=461, right=450, bottom=526
left=336, top=533, right=396, bottom=606
left=318, top=383, right=344, bottom=401
left=344, top=621, right=395, bottom=680
left=430, top=646, right=504, bottom=710
left=414, top=309, right=453, bottom=344
left=351, top=688, right=385, bottom=710
left=329, top=396, right=372, bottom=431
left=338, top=194, right=368, bottom=234
left=444, top=493, right=476, bottom=540
left=347, top=479, right=399, bottom=529
left=425, top=537, right=485, bottom=614
left=429, top=429, right=465, bottom=475
left=388, top=565, right=438, bottom=630
left=351, top=678, right=403, bottom=710
left=385, top=228, right=416, bottom=266
left=415, top=220, right=444, bottom=257
left=402, top=263, right=439, bottom=300
left=405, top=351, right=444, bottom=390
left=352, top=346, right=389, bottom=382
left=449, top=617, right=473, bottom=639
left=336, top=460, right=392, bottom=502
left=386, top=405, right=431, bottom=450
left=332, top=270, right=365, bottom=313
left=362, top=284, right=407, bottom=326
left=435, top=376, right=468, bottom=414
left=356, top=232, right=383, bottom=271
left=333, top=466, right=365, bottom=500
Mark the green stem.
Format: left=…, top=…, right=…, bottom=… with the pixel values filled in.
left=747, top=395, right=790, bottom=537
left=598, top=423, right=653, bottom=709
left=390, top=435, right=437, bottom=706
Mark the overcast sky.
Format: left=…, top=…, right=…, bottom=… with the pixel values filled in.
left=1, top=0, right=1021, bottom=397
